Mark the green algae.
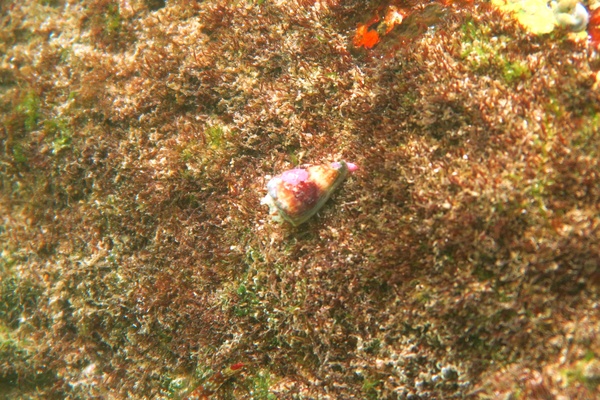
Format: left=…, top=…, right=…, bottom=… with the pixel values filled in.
left=205, top=124, right=225, bottom=148
left=460, top=19, right=533, bottom=84
left=105, top=2, right=122, bottom=34
left=246, top=370, right=277, bottom=400
left=562, top=356, right=600, bottom=390
left=45, top=118, right=73, bottom=154
left=10, top=144, right=27, bottom=164
left=16, top=91, right=40, bottom=132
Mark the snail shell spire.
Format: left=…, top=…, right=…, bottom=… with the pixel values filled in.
left=261, top=161, right=357, bottom=226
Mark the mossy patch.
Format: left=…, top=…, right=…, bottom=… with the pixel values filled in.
left=44, top=118, right=73, bottom=154
left=460, top=19, right=532, bottom=84
left=16, top=91, right=40, bottom=132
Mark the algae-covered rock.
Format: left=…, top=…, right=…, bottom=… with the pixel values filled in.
left=1, top=0, right=600, bottom=398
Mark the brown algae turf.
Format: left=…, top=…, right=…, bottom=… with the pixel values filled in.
left=1, top=0, right=600, bottom=398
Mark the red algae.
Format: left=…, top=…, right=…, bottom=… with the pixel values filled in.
left=353, top=4, right=407, bottom=49
left=589, top=8, right=600, bottom=47
left=354, top=23, right=382, bottom=48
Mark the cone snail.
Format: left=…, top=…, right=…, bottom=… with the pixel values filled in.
left=261, top=161, right=358, bottom=226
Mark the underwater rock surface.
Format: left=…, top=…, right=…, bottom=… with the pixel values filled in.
left=2, top=0, right=600, bottom=398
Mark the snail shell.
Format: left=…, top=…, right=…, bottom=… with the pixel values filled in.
left=261, top=161, right=357, bottom=226
left=553, top=0, right=589, bottom=32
